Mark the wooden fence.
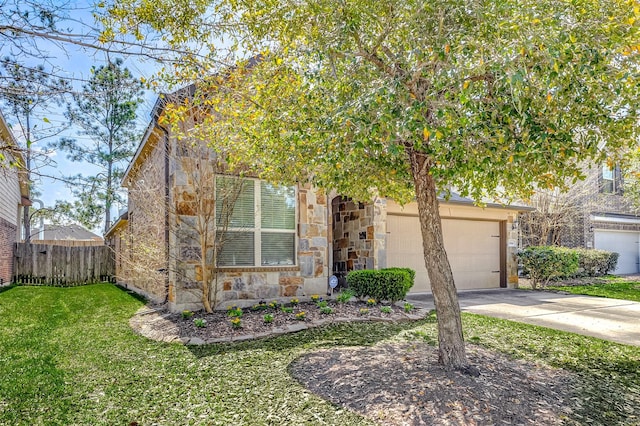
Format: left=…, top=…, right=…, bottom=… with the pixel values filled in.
left=13, top=243, right=115, bottom=286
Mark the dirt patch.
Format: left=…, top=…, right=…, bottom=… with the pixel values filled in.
left=290, top=342, right=576, bottom=425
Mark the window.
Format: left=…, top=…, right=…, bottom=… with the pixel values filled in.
left=601, top=165, right=622, bottom=194
left=216, top=177, right=296, bottom=267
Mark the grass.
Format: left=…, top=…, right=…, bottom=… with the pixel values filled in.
left=1, top=284, right=639, bottom=425
left=549, top=276, right=640, bottom=302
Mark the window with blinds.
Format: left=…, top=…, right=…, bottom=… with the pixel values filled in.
left=216, top=177, right=296, bottom=267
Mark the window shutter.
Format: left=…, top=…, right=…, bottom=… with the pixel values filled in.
left=261, top=182, right=295, bottom=229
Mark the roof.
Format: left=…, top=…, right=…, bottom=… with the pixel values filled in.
left=104, top=210, right=129, bottom=238
left=121, top=55, right=264, bottom=186
left=439, top=191, right=534, bottom=211
left=31, top=224, right=103, bottom=241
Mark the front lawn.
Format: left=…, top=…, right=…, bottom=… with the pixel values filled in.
left=0, top=284, right=638, bottom=425
left=549, top=276, right=640, bottom=302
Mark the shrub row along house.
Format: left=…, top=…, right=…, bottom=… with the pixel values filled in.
left=106, top=87, right=528, bottom=313
left=0, top=111, right=29, bottom=285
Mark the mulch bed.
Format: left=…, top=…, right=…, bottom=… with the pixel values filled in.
left=131, top=300, right=424, bottom=343
left=290, top=342, right=576, bottom=426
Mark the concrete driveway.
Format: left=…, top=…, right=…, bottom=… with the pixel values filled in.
left=406, top=289, right=640, bottom=346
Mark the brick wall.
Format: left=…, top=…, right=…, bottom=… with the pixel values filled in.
left=0, top=217, right=17, bottom=284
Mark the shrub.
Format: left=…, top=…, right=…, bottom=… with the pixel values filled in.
left=336, top=289, right=355, bottom=303
left=346, top=268, right=414, bottom=302
left=575, top=248, right=619, bottom=276
left=380, top=306, right=392, bottom=314
left=518, top=246, right=579, bottom=289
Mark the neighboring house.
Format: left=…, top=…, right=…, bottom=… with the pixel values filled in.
left=0, top=111, right=29, bottom=285
left=108, top=90, right=528, bottom=312
left=30, top=224, right=104, bottom=246
left=569, top=163, right=640, bottom=274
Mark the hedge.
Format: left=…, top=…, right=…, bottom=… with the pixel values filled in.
left=574, top=248, right=619, bottom=277
left=346, top=268, right=415, bottom=302
left=518, top=246, right=619, bottom=289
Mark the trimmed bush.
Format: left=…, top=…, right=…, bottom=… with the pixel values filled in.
left=346, top=268, right=415, bottom=302
left=575, top=248, right=619, bottom=276
left=518, top=246, right=579, bottom=289
left=382, top=267, right=416, bottom=283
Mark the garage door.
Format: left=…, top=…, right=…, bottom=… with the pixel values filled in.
left=593, top=230, right=639, bottom=274
left=386, top=215, right=502, bottom=292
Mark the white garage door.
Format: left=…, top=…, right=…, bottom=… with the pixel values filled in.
left=386, top=215, right=502, bottom=292
left=593, top=230, right=639, bottom=274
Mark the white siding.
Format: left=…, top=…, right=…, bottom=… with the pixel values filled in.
left=0, top=164, right=20, bottom=226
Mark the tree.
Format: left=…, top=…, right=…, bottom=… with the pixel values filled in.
left=50, top=58, right=144, bottom=233
left=111, top=0, right=640, bottom=370
left=0, top=58, right=69, bottom=242
left=520, top=180, right=591, bottom=248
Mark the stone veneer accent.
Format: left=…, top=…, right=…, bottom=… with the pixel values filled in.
left=331, top=196, right=386, bottom=277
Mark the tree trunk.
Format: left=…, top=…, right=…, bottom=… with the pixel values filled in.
left=200, top=232, right=213, bottom=313
left=105, top=157, right=113, bottom=235
left=409, top=149, right=469, bottom=370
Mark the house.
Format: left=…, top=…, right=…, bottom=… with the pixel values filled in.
left=107, top=90, right=528, bottom=312
left=0, top=111, right=29, bottom=285
left=555, top=163, right=640, bottom=274
left=30, top=224, right=104, bottom=246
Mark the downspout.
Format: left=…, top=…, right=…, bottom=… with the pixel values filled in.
left=157, top=122, right=171, bottom=304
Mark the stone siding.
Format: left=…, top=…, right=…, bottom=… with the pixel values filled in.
left=331, top=196, right=386, bottom=277
left=170, top=179, right=330, bottom=312
left=118, top=127, right=168, bottom=303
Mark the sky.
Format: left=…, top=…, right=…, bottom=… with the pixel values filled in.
left=0, top=1, right=163, bottom=233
